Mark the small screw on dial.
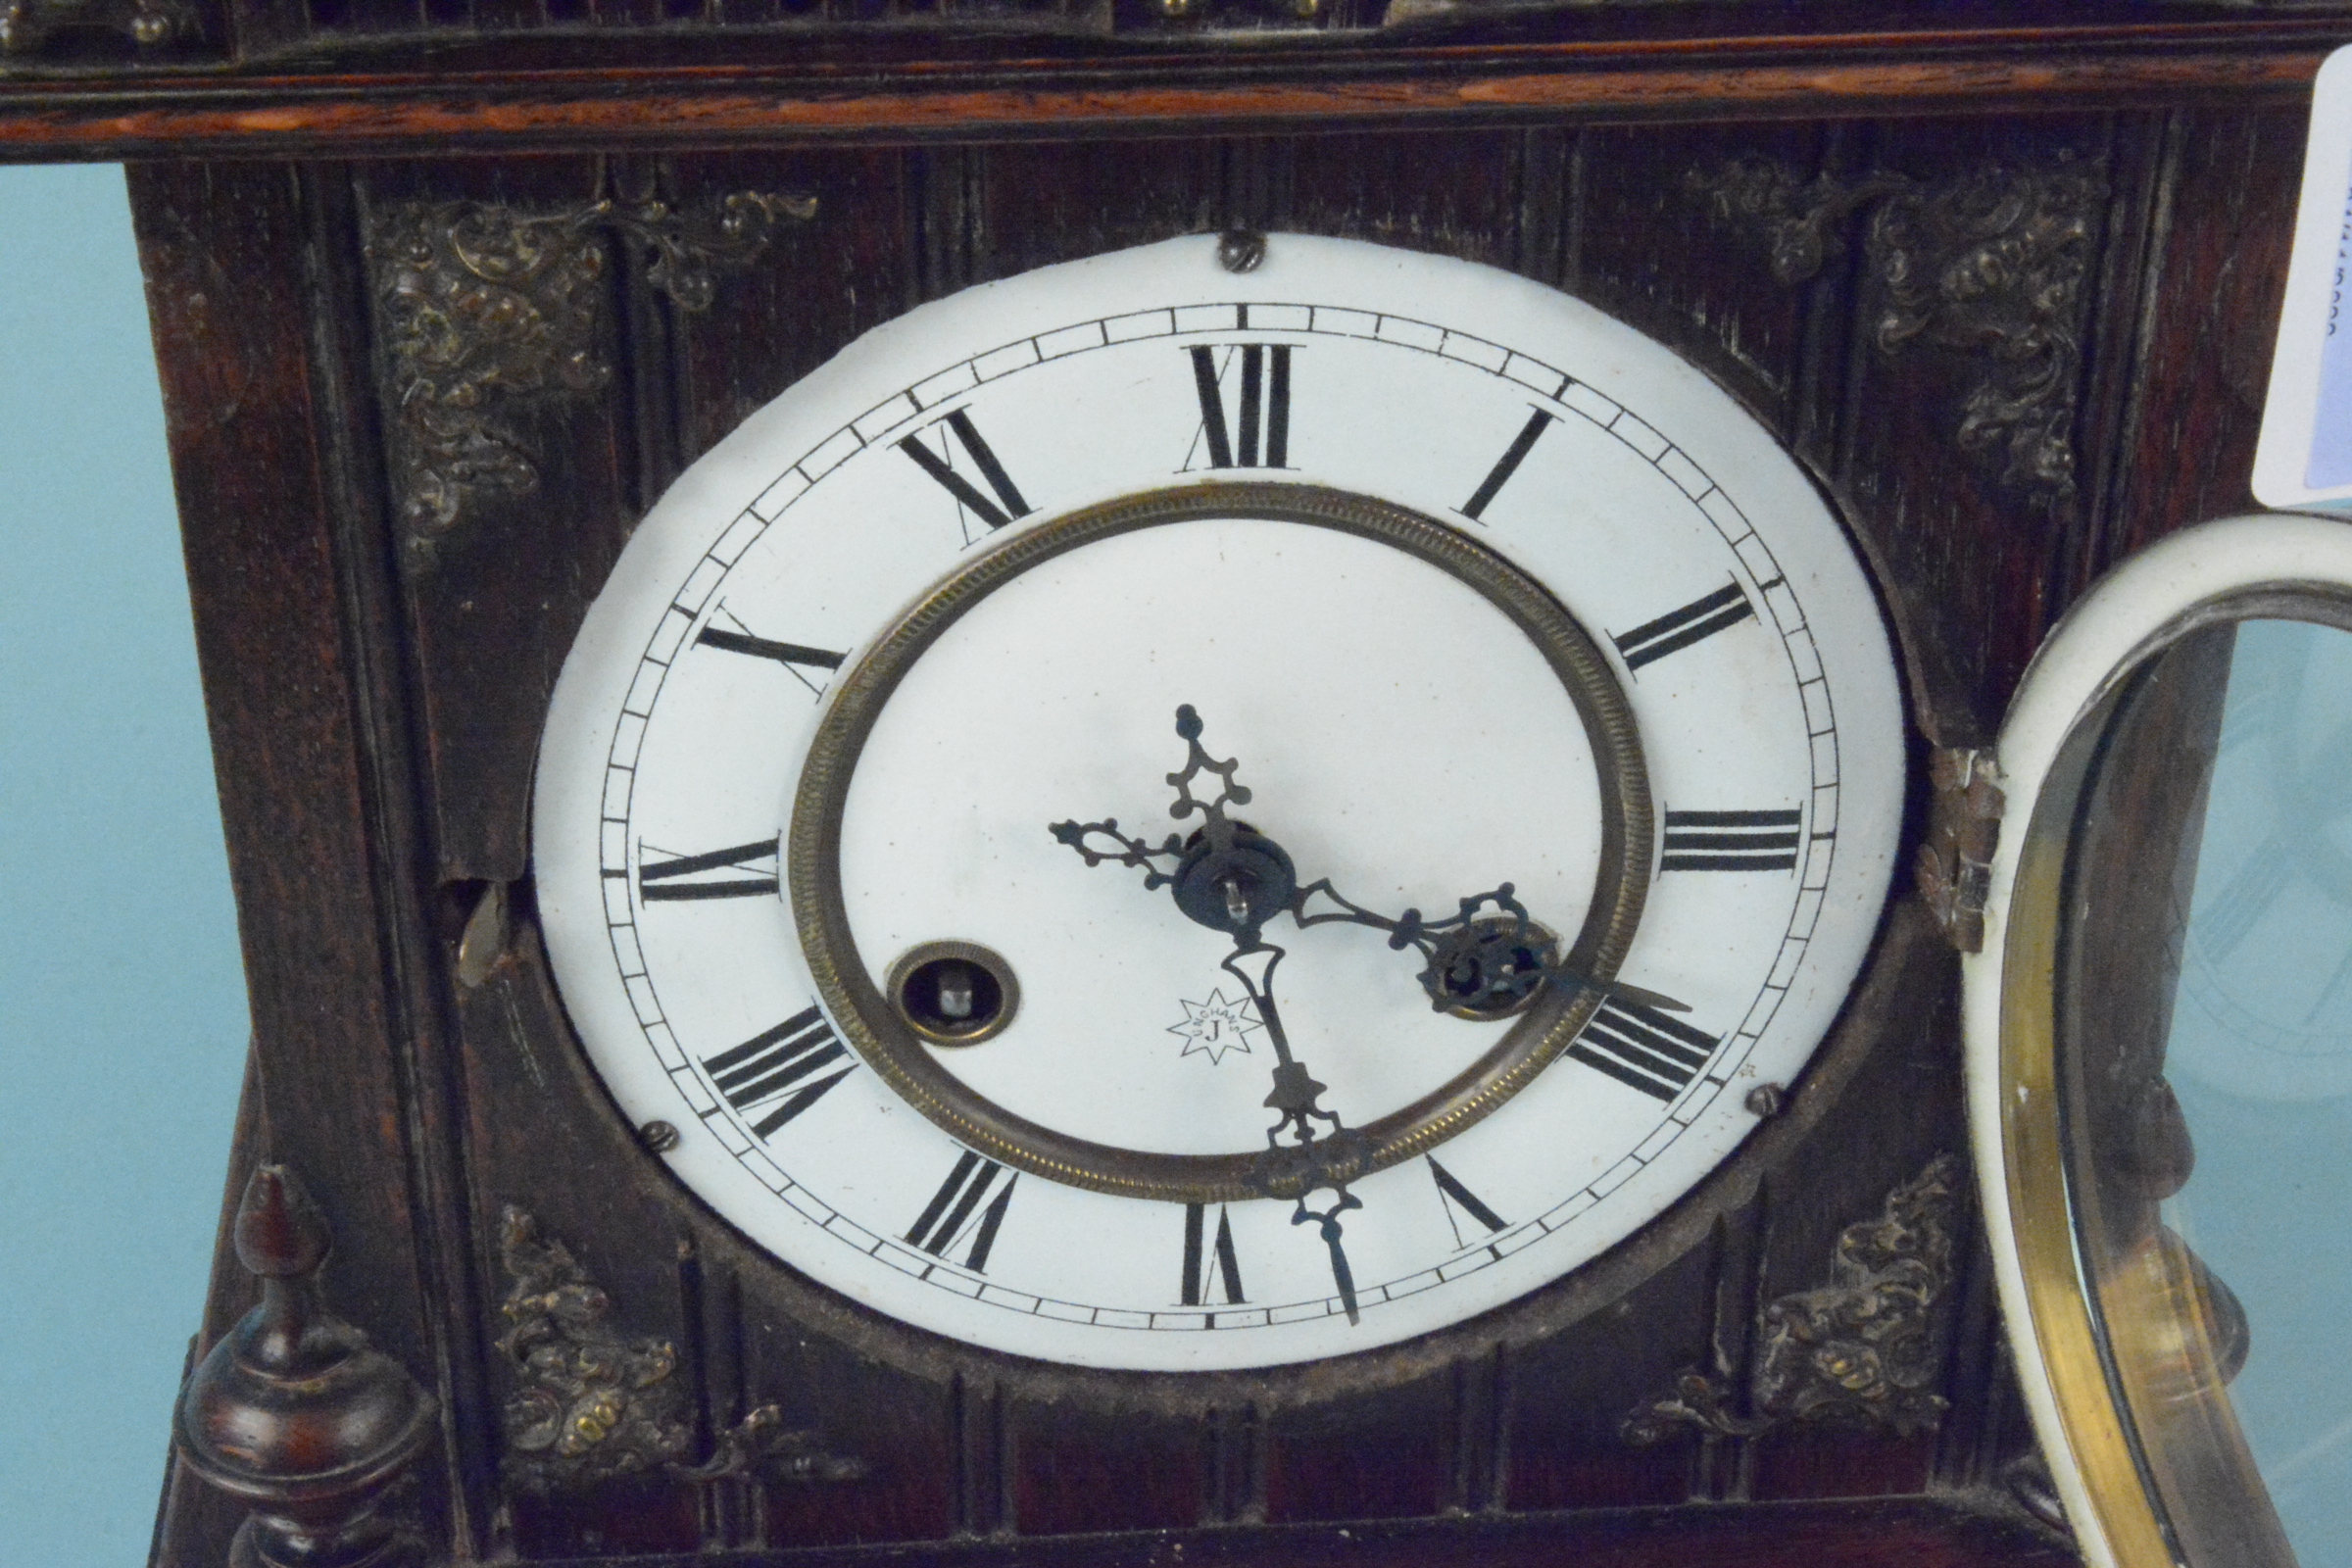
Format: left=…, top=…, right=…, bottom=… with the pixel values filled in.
left=1218, top=230, right=1268, bottom=274
left=639, top=1120, right=682, bottom=1153
left=1743, top=1083, right=1787, bottom=1119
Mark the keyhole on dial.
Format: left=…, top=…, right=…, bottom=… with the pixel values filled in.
left=889, top=942, right=1020, bottom=1047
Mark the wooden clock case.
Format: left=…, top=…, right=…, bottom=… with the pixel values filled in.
left=0, top=6, right=2332, bottom=1566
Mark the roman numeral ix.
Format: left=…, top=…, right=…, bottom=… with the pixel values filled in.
left=1660, top=808, right=1802, bottom=873
left=638, top=838, right=779, bottom=902
left=1189, top=344, right=1292, bottom=469
left=1569, top=998, right=1718, bottom=1102
left=1613, top=580, right=1756, bottom=671
left=899, top=409, right=1033, bottom=532
left=701, top=1005, right=857, bottom=1138
left=906, top=1152, right=1017, bottom=1274
left=1181, top=1202, right=1246, bottom=1307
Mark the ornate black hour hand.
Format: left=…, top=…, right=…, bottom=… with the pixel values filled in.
left=1050, top=704, right=1298, bottom=940
left=1220, top=934, right=1368, bottom=1325
left=1290, top=878, right=1689, bottom=1020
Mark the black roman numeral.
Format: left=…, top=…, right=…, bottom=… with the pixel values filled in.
left=697, top=627, right=845, bottom=671
left=1612, top=581, right=1756, bottom=671
left=1569, top=999, right=1718, bottom=1102
left=638, top=838, right=779, bottom=902
left=697, top=611, right=845, bottom=697
left=898, top=409, right=1033, bottom=532
left=1460, top=410, right=1556, bottom=520
left=1180, top=1202, right=1246, bottom=1307
left=906, top=1152, right=1017, bottom=1273
left=1189, top=344, right=1292, bottom=469
left=701, top=1005, right=857, bottom=1138
left=1428, top=1158, right=1506, bottom=1250
left=1660, top=808, right=1802, bottom=872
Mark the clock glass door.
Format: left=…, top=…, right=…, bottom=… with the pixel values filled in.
left=1970, top=514, right=2352, bottom=1568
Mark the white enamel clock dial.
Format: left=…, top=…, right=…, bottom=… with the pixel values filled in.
left=534, top=233, right=1903, bottom=1371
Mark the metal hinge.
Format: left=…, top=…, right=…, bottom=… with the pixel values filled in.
left=1915, top=747, right=2005, bottom=953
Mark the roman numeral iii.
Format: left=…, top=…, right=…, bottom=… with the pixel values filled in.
left=1189, top=344, right=1292, bottom=468
left=1569, top=999, right=1718, bottom=1102
left=906, top=1152, right=1017, bottom=1273
left=638, top=838, right=779, bottom=902
left=701, top=1005, right=856, bottom=1137
left=1612, top=580, right=1756, bottom=670
left=1180, top=1202, right=1246, bottom=1306
left=899, top=409, right=1033, bottom=531
left=1660, top=808, right=1802, bottom=872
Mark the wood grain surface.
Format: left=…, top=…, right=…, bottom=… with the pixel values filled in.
left=128, top=46, right=2309, bottom=1565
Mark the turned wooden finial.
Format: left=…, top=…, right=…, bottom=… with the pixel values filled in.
left=176, top=1165, right=438, bottom=1568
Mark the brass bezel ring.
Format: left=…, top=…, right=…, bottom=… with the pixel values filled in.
left=790, top=480, right=1651, bottom=1205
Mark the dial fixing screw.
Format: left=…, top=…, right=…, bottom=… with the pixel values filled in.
left=1743, top=1083, right=1787, bottom=1119
left=1218, top=229, right=1268, bottom=274
left=639, top=1120, right=681, bottom=1153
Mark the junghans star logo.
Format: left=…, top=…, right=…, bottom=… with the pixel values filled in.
left=1168, top=989, right=1264, bottom=1065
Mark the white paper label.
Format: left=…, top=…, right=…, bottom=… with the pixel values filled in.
left=2254, top=46, right=2352, bottom=509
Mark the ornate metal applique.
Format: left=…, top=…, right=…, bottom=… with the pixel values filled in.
left=1691, top=153, right=2107, bottom=514
left=366, top=192, right=814, bottom=542
left=496, top=1206, right=865, bottom=1493
left=1916, top=747, right=2004, bottom=953
left=1624, top=1152, right=1963, bottom=1444
left=0, top=0, right=183, bottom=54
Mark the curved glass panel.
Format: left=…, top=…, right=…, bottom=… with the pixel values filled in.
left=2044, top=608, right=2352, bottom=1568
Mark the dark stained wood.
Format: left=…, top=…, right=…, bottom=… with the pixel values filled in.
left=1576, top=122, right=1829, bottom=432
left=1009, top=1402, right=1207, bottom=1534
left=464, top=1495, right=2078, bottom=1567
left=0, top=38, right=2338, bottom=163
left=129, top=157, right=459, bottom=1566
left=1504, top=1244, right=1712, bottom=1511
left=353, top=156, right=637, bottom=881
left=128, top=6, right=2318, bottom=1549
left=1259, top=1376, right=1453, bottom=1523
left=2100, top=106, right=2304, bottom=581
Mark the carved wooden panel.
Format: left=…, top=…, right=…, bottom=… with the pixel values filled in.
left=138, top=97, right=2294, bottom=1567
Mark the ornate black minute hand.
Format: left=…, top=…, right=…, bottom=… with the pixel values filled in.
left=1045, top=706, right=1683, bottom=1327
left=1289, top=878, right=1690, bottom=1021
left=1220, top=933, right=1366, bottom=1324
left=1049, top=704, right=1683, bottom=1022
left=1052, top=706, right=1368, bottom=1321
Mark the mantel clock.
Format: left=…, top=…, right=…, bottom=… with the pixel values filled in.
left=0, top=5, right=2337, bottom=1567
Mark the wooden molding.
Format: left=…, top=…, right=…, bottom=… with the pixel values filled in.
left=2, top=26, right=2339, bottom=158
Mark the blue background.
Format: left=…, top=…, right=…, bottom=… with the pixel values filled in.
left=0, top=164, right=251, bottom=1564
